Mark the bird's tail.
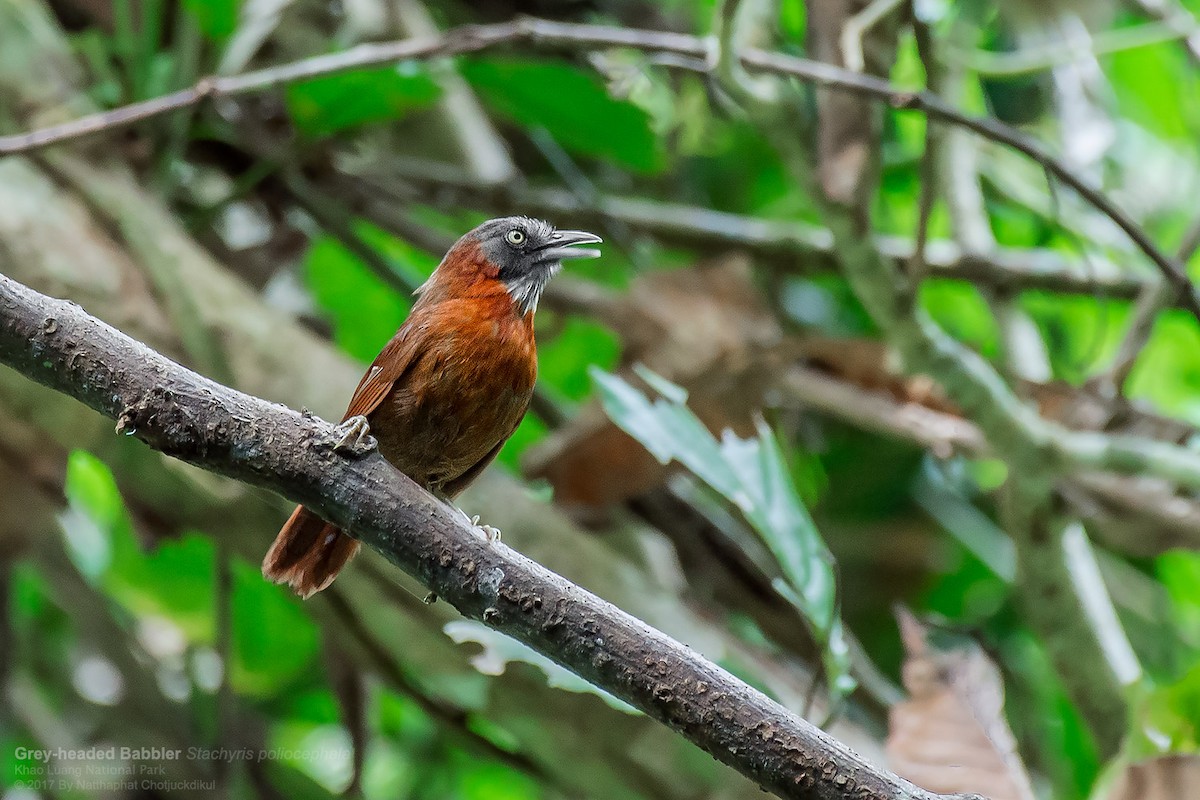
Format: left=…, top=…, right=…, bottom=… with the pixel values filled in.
left=262, top=505, right=360, bottom=598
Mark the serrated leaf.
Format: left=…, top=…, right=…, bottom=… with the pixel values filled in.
left=593, top=367, right=854, bottom=699
left=632, top=362, right=688, bottom=403
left=590, top=366, right=740, bottom=497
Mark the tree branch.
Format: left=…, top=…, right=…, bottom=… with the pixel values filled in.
left=1, top=17, right=1196, bottom=320
left=778, top=365, right=1200, bottom=553
left=339, top=172, right=1161, bottom=303
left=0, top=270, right=979, bottom=800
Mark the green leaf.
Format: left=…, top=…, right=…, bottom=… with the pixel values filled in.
left=1106, top=43, right=1200, bottom=142
left=779, top=0, right=806, bottom=43
left=105, top=533, right=216, bottom=640
left=62, top=450, right=143, bottom=582
left=456, top=759, right=541, bottom=800
left=592, top=367, right=854, bottom=699
left=1128, top=309, right=1200, bottom=424
left=181, top=0, right=238, bottom=42
left=286, top=64, right=440, bottom=138
left=376, top=688, right=438, bottom=742
left=304, top=231, right=417, bottom=362
left=1019, top=291, right=1126, bottom=383
left=920, top=280, right=1001, bottom=360
left=1129, top=663, right=1200, bottom=756
left=497, top=414, right=547, bottom=472
left=461, top=58, right=662, bottom=172
left=1159, top=550, right=1200, bottom=661
left=268, top=719, right=354, bottom=793
left=61, top=452, right=216, bottom=639
left=540, top=317, right=622, bottom=402
left=1000, top=630, right=1100, bottom=798
left=631, top=362, right=688, bottom=403
left=591, top=368, right=738, bottom=496
left=231, top=561, right=320, bottom=696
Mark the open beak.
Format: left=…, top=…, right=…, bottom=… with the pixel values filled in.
left=538, top=229, right=603, bottom=262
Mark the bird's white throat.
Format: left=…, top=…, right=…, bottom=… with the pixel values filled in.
left=505, top=264, right=561, bottom=315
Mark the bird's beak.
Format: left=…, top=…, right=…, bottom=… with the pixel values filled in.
left=539, top=230, right=603, bottom=262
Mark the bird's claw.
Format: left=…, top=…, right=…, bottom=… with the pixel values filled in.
left=463, top=512, right=501, bottom=542
left=450, top=507, right=501, bottom=542
left=331, top=415, right=377, bottom=457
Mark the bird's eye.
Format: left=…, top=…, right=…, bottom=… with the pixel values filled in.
left=505, top=229, right=526, bottom=246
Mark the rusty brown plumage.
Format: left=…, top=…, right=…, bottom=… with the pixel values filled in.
left=263, top=218, right=600, bottom=597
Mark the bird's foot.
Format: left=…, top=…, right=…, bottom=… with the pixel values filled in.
left=448, top=506, right=501, bottom=542
left=470, top=514, right=502, bottom=543
left=331, top=415, right=377, bottom=457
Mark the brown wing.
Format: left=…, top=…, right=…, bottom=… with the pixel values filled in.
left=343, top=323, right=420, bottom=421
left=438, top=399, right=530, bottom=499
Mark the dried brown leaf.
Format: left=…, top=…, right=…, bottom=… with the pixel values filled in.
left=887, top=609, right=1035, bottom=800
left=1103, top=754, right=1200, bottom=800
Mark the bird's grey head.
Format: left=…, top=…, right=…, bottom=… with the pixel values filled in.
left=473, top=216, right=602, bottom=314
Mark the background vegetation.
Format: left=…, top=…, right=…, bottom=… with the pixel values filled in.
left=2, top=0, right=1200, bottom=798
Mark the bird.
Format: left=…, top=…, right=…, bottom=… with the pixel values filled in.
left=262, top=216, right=601, bottom=598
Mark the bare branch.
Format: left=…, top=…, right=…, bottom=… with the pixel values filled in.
left=779, top=365, right=1200, bottom=553
left=1, top=17, right=1196, bottom=320
left=1104, top=212, right=1200, bottom=391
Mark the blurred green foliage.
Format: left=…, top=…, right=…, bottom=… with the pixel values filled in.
left=8, top=1, right=1200, bottom=799
left=180, top=0, right=237, bottom=43
left=462, top=58, right=663, bottom=172
left=286, top=66, right=440, bottom=139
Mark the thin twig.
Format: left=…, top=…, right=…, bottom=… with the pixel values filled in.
left=951, top=15, right=1200, bottom=76
left=1103, top=213, right=1200, bottom=390
left=841, top=0, right=906, bottom=73
left=1, top=18, right=1196, bottom=320
left=907, top=0, right=940, bottom=282
left=282, top=172, right=418, bottom=295
left=340, top=170, right=1162, bottom=301
left=1128, top=0, right=1200, bottom=64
